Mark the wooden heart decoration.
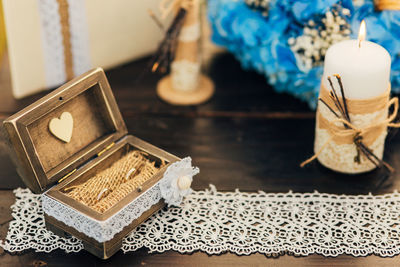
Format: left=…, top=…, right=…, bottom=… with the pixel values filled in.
left=49, top=112, right=73, bottom=143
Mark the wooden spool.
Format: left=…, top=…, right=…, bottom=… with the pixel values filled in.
left=156, top=0, right=214, bottom=105
left=157, top=74, right=214, bottom=105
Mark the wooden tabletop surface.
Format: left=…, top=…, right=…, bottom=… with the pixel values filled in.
left=1, top=45, right=400, bottom=266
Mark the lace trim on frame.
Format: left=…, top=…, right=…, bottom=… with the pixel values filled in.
left=37, top=0, right=66, bottom=87
left=37, top=0, right=91, bottom=88
left=67, top=0, right=92, bottom=76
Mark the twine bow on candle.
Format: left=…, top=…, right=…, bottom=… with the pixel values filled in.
left=374, top=0, right=400, bottom=11
left=301, top=75, right=400, bottom=172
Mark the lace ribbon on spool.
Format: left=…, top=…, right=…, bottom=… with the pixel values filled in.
left=160, top=0, right=201, bottom=91
left=301, top=80, right=400, bottom=171
left=159, top=0, right=195, bottom=19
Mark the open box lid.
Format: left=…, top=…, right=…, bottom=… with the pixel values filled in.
left=3, top=68, right=128, bottom=193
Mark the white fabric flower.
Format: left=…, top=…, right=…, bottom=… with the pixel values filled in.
left=159, top=157, right=199, bottom=206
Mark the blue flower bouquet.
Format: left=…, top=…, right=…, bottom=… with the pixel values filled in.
left=208, top=0, right=400, bottom=108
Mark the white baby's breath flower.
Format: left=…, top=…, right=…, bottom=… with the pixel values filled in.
left=245, top=0, right=271, bottom=16
left=289, top=7, right=351, bottom=71
left=352, top=0, right=365, bottom=7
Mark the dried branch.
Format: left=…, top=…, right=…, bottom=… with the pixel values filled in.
left=325, top=75, right=394, bottom=174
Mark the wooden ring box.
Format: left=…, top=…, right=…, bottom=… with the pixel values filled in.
left=3, top=68, right=180, bottom=259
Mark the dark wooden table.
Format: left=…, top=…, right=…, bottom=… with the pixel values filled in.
left=1, top=46, right=400, bottom=266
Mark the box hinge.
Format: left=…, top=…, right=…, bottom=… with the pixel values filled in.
left=97, top=142, right=115, bottom=157
left=58, top=169, right=77, bottom=183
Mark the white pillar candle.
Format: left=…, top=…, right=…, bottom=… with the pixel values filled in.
left=322, top=22, right=391, bottom=99
left=313, top=21, right=393, bottom=174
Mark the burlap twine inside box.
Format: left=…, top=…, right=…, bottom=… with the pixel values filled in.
left=63, top=151, right=166, bottom=213
left=314, top=84, right=390, bottom=174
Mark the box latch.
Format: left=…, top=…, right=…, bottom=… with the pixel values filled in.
left=97, top=142, right=115, bottom=157
left=58, top=169, right=77, bottom=183
left=56, top=142, right=115, bottom=184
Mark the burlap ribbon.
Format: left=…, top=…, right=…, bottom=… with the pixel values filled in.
left=301, top=84, right=400, bottom=167
left=64, top=151, right=165, bottom=213
left=375, top=0, right=400, bottom=11
left=56, top=0, right=74, bottom=80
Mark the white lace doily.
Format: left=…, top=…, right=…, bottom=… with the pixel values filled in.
left=2, top=186, right=400, bottom=257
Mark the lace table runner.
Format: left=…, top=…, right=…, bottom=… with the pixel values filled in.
left=2, top=186, right=400, bottom=257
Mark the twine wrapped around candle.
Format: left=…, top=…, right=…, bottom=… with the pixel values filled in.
left=375, top=0, right=400, bottom=11
left=301, top=75, right=400, bottom=174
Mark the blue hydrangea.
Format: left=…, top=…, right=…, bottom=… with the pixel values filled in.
left=208, top=0, right=400, bottom=108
